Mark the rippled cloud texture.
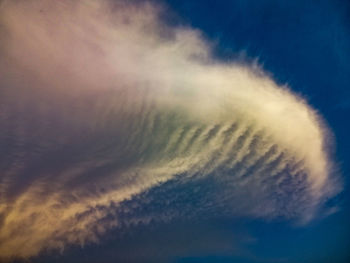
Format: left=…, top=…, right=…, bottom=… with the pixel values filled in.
left=0, top=0, right=341, bottom=260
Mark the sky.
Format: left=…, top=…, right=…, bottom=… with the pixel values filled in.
left=0, top=0, right=349, bottom=262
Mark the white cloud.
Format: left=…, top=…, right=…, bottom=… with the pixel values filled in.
left=0, top=0, right=341, bottom=259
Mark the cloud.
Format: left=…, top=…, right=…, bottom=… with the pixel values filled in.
left=0, top=0, right=341, bottom=260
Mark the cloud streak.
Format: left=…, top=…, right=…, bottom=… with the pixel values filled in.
left=0, top=0, right=341, bottom=260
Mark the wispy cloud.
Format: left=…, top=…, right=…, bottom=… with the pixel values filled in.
left=0, top=0, right=341, bottom=260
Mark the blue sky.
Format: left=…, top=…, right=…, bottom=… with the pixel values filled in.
left=157, top=0, right=350, bottom=262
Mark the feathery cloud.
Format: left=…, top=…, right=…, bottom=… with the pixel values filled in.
left=0, top=0, right=340, bottom=259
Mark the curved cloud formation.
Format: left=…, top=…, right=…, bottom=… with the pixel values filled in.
left=0, top=0, right=340, bottom=260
